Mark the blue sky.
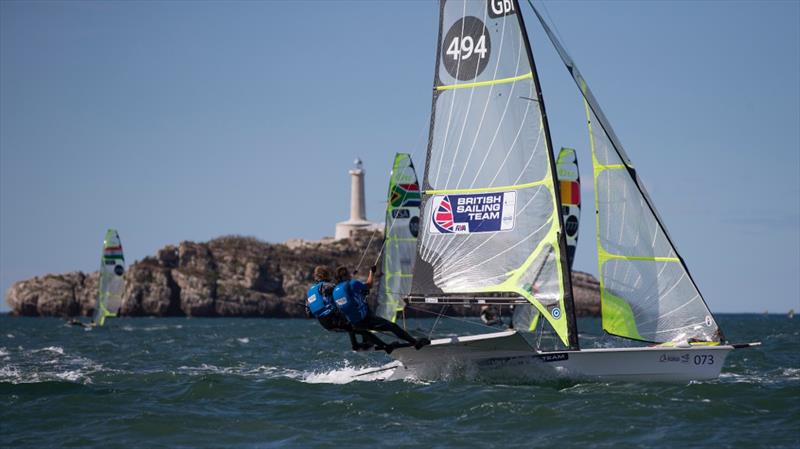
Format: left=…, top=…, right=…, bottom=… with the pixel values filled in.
left=1, top=0, right=798, bottom=313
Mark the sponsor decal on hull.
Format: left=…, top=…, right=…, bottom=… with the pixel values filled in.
left=476, top=352, right=569, bottom=368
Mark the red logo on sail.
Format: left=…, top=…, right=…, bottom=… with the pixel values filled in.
left=433, top=196, right=454, bottom=233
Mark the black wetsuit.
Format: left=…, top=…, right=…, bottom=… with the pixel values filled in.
left=317, top=310, right=386, bottom=351
left=354, top=314, right=418, bottom=347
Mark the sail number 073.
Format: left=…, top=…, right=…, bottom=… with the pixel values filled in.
left=446, top=34, right=488, bottom=61
left=693, top=354, right=714, bottom=365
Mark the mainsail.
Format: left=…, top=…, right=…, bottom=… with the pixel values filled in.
left=376, top=153, right=421, bottom=322
left=409, top=0, right=578, bottom=348
left=557, top=147, right=580, bottom=269
left=529, top=2, right=722, bottom=343
left=93, top=229, right=125, bottom=326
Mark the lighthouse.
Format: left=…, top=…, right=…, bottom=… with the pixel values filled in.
left=335, top=158, right=376, bottom=240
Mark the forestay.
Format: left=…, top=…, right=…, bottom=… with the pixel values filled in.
left=94, top=229, right=125, bottom=327
left=529, top=2, right=722, bottom=343
left=410, top=0, right=577, bottom=348
left=376, top=154, right=421, bottom=322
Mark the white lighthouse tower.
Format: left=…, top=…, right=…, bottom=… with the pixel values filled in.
left=335, top=158, right=375, bottom=240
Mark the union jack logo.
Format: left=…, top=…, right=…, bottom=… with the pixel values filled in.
left=433, top=196, right=454, bottom=233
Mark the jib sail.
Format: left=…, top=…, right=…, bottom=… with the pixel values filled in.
left=530, top=2, right=722, bottom=343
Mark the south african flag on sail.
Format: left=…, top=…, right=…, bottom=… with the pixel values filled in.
left=103, top=245, right=124, bottom=260
left=390, top=183, right=421, bottom=208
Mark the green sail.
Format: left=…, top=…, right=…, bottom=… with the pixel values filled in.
left=376, top=154, right=421, bottom=322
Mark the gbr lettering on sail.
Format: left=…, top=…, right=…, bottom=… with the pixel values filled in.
left=488, top=0, right=516, bottom=18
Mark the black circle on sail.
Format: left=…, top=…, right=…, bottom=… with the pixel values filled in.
left=409, top=216, right=420, bottom=238
left=565, top=215, right=579, bottom=237
left=442, top=16, right=491, bottom=81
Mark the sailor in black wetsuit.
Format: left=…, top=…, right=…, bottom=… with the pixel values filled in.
left=332, top=266, right=429, bottom=353
left=306, top=266, right=384, bottom=351
left=67, top=318, right=95, bottom=328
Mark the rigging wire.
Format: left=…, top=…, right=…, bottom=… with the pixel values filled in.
left=354, top=113, right=429, bottom=272
left=404, top=304, right=508, bottom=334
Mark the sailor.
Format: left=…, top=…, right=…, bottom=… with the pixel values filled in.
left=307, top=266, right=382, bottom=351
left=479, top=306, right=504, bottom=327
left=67, top=318, right=95, bottom=328
left=332, top=265, right=430, bottom=353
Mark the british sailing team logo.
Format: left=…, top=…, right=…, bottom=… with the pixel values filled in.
left=430, top=191, right=516, bottom=235
left=433, top=196, right=456, bottom=233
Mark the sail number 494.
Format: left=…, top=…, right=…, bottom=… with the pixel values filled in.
left=694, top=354, right=714, bottom=365
left=446, top=35, right=488, bottom=61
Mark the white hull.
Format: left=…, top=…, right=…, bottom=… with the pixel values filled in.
left=388, top=331, right=735, bottom=383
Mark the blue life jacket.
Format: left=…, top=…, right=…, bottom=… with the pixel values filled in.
left=332, top=280, right=369, bottom=324
left=307, top=282, right=335, bottom=318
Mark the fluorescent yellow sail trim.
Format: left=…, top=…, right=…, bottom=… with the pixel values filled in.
left=95, top=302, right=116, bottom=327
left=425, top=179, right=547, bottom=195
left=597, top=246, right=679, bottom=263
left=436, top=72, right=532, bottom=91
left=528, top=312, right=540, bottom=332
left=601, top=291, right=643, bottom=340
left=657, top=341, right=721, bottom=347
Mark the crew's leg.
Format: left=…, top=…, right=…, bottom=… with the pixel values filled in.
left=355, top=329, right=389, bottom=350
left=347, top=331, right=360, bottom=350
left=365, top=316, right=418, bottom=345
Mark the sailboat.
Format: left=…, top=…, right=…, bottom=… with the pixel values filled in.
left=375, top=153, right=422, bottom=323
left=93, top=229, right=126, bottom=326
left=387, top=0, right=758, bottom=382
left=557, top=147, right=579, bottom=269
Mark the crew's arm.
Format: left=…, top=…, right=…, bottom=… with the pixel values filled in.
left=365, top=265, right=376, bottom=289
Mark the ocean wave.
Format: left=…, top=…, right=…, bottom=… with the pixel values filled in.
left=31, top=346, right=64, bottom=355
left=300, top=362, right=405, bottom=384
left=121, top=324, right=184, bottom=332
left=237, top=338, right=250, bottom=344
left=175, top=363, right=278, bottom=377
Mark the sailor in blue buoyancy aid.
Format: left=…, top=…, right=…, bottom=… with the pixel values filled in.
left=333, top=265, right=429, bottom=352
left=307, top=266, right=381, bottom=351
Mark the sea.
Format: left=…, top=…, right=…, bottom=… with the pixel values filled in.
left=1, top=314, right=797, bottom=449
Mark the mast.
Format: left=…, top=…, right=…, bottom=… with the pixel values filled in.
left=513, top=0, right=578, bottom=349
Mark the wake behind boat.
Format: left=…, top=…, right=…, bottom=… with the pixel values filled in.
left=379, top=0, right=758, bottom=383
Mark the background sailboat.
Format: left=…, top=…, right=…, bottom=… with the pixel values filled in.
left=93, top=229, right=125, bottom=327
left=556, top=147, right=580, bottom=269
left=375, top=153, right=421, bottom=323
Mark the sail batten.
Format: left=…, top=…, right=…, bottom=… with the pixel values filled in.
left=412, top=0, right=577, bottom=349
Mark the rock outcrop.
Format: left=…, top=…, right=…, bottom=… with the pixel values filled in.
left=5, top=232, right=601, bottom=318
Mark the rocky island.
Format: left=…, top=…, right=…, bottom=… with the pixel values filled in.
left=5, top=232, right=600, bottom=318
